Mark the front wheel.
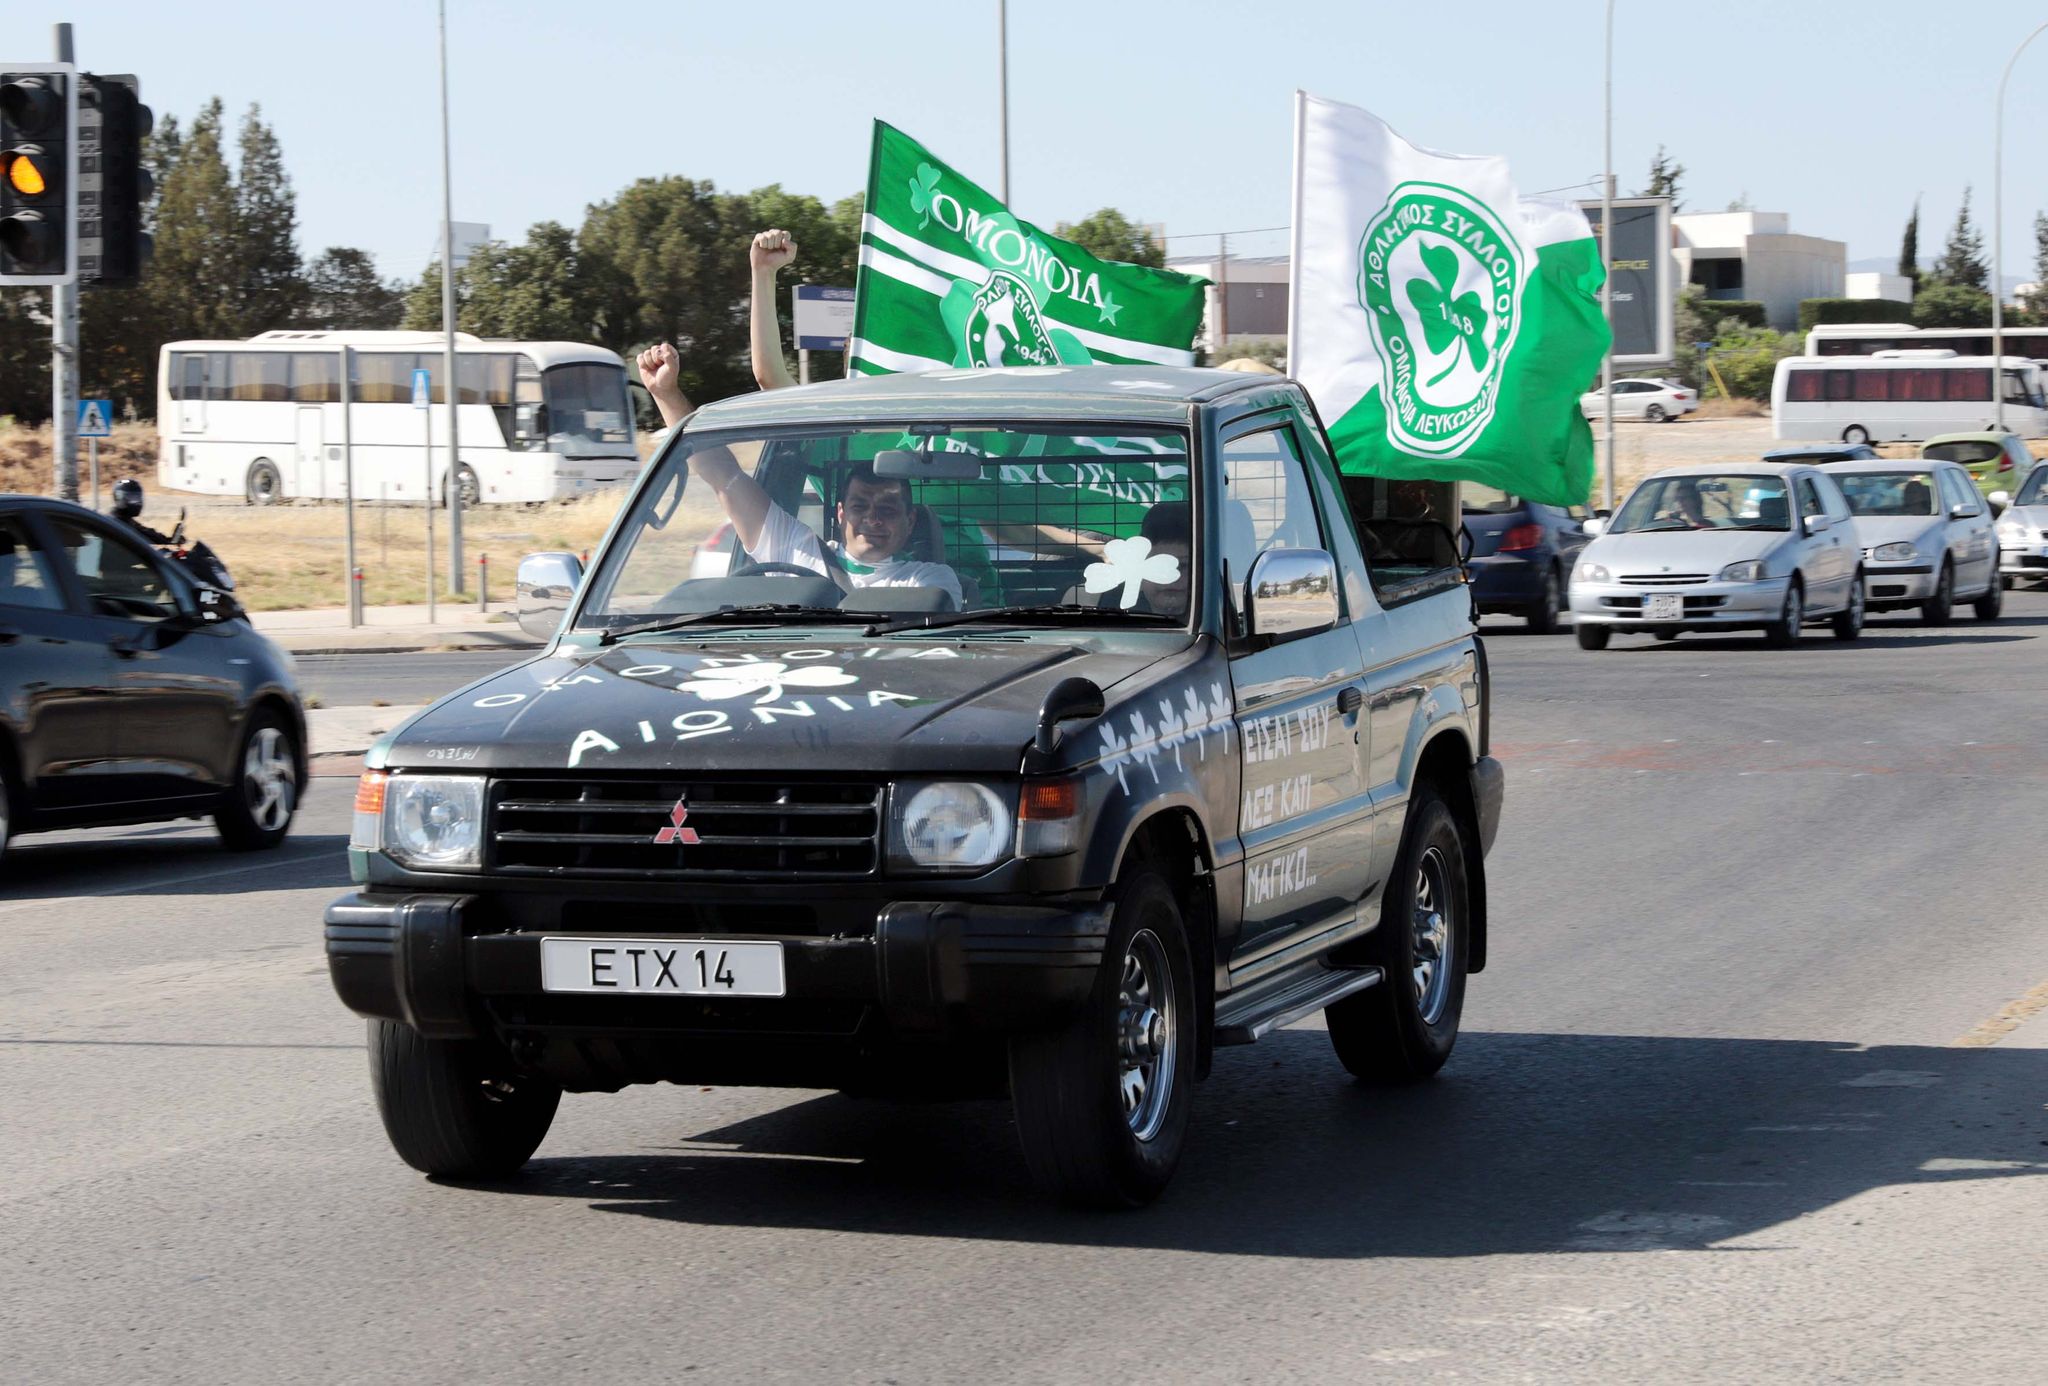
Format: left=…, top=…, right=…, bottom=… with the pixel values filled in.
left=1008, top=871, right=1195, bottom=1207
left=1526, top=567, right=1562, bottom=633
left=1833, top=571, right=1866, bottom=640
left=369, top=1020, right=561, bottom=1177
left=245, top=459, right=284, bottom=506
left=1765, top=580, right=1804, bottom=647
left=1921, top=561, right=1954, bottom=626
left=1644, top=403, right=1666, bottom=423
left=213, top=711, right=300, bottom=850
left=1326, top=786, right=1470, bottom=1083
left=1575, top=623, right=1611, bottom=651
left=1974, top=570, right=2004, bottom=620
left=1843, top=425, right=1871, bottom=445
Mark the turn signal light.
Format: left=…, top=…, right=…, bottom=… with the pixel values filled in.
left=350, top=770, right=389, bottom=852
left=1018, top=776, right=1082, bottom=858
left=353, top=770, right=389, bottom=814
left=1020, top=777, right=1081, bottom=820
left=5, top=150, right=48, bottom=197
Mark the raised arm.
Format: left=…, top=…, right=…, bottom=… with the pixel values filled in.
left=634, top=341, right=695, bottom=429
left=684, top=443, right=773, bottom=555
left=750, top=229, right=799, bottom=392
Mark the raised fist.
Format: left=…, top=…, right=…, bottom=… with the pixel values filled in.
left=750, top=228, right=797, bottom=273
left=635, top=341, right=681, bottom=397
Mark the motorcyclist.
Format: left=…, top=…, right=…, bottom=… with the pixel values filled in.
left=111, top=478, right=175, bottom=545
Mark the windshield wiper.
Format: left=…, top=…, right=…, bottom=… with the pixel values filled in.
left=865, top=603, right=1180, bottom=637
left=597, top=604, right=871, bottom=644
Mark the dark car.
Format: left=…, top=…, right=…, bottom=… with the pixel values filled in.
left=325, top=366, right=1504, bottom=1207
left=1461, top=483, right=1594, bottom=631
left=1762, top=444, right=1881, bottom=466
left=0, top=495, right=306, bottom=864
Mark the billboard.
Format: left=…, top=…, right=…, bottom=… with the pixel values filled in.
left=1577, top=196, right=1673, bottom=365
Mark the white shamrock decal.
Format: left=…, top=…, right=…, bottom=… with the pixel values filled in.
left=1083, top=536, right=1182, bottom=610
left=678, top=662, right=858, bottom=704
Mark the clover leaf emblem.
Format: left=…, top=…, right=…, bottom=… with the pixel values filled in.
left=1083, top=536, right=1182, bottom=610
left=1405, top=241, right=1489, bottom=388
left=679, top=662, right=859, bottom=704
left=907, top=163, right=943, bottom=230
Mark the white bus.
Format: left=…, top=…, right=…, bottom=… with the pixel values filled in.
left=156, top=331, right=641, bottom=505
left=1771, top=352, right=2048, bottom=443
left=1803, top=321, right=2048, bottom=361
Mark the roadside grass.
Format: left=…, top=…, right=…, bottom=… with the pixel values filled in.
left=1692, top=397, right=1767, bottom=419
left=0, top=420, right=157, bottom=496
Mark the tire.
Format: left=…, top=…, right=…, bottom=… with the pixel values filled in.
left=1326, top=785, right=1470, bottom=1084
left=447, top=464, right=480, bottom=509
left=1974, top=570, right=2004, bottom=620
left=1526, top=566, right=1562, bottom=633
left=0, top=765, right=11, bottom=868
left=1843, top=425, right=1870, bottom=445
left=1644, top=403, right=1666, bottom=423
left=2003, top=575, right=2016, bottom=591
left=1921, top=561, right=1954, bottom=626
left=213, top=710, right=301, bottom=851
left=369, top=1019, right=561, bottom=1178
left=1008, top=870, right=1196, bottom=1208
left=1575, top=622, right=1610, bottom=650
left=1766, top=579, right=1804, bottom=647
left=1654, top=630, right=1680, bottom=642
left=1833, top=570, right=1866, bottom=640
left=245, top=459, right=283, bottom=506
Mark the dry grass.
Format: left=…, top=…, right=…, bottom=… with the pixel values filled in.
left=0, top=420, right=159, bottom=497
left=1691, top=397, right=1767, bottom=419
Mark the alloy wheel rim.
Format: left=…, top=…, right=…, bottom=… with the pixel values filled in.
left=1411, top=845, right=1455, bottom=1025
left=1850, top=580, right=1864, bottom=626
left=1115, top=928, right=1178, bottom=1143
left=243, top=727, right=296, bottom=832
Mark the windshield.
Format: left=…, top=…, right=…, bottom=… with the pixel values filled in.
left=1924, top=440, right=2001, bottom=466
left=576, top=424, right=1195, bottom=631
left=1612, top=473, right=1791, bottom=533
left=543, top=363, right=633, bottom=450
left=2017, top=465, right=2048, bottom=507
left=1461, top=482, right=1518, bottom=514
left=1836, top=471, right=1938, bottom=517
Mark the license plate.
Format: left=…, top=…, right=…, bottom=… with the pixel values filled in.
left=539, top=937, right=785, bottom=997
left=1644, top=594, right=1684, bottom=620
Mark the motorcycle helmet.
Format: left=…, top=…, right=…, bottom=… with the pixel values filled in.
left=112, top=477, right=145, bottom=520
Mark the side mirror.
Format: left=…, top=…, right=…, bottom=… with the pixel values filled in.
left=1988, top=490, right=2011, bottom=516
left=1581, top=516, right=1607, bottom=537
left=517, top=551, right=584, bottom=641
left=191, top=585, right=245, bottom=624
left=1803, top=513, right=1834, bottom=535
left=1948, top=502, right=1977, bottom=520
left=1246, top=547, right=1338, bottom=642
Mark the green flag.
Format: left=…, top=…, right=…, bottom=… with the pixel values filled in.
left=1288, top=93, right=1610, bottom=506
left=850, top=121, right=1209, bottom=376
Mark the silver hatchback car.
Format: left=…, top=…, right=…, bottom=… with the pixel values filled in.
left=1821, top=459, right=2003, bottom=623
left=1997, top=462, right=2048, bottom=588
left=1568, top=463, right=1864, bottom=649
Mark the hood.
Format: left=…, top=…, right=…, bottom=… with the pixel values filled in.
left=2000, top=503, right=2048, bottom=531
left=1584, top=527, right=1789, bottom=575
left=377, top=634, right=1188, bottom=776
left=1848, top=515, right=1942, bottom=550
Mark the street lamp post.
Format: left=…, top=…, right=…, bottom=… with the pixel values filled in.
left=1601, top=0, right=1616, bottom=513
left=1993, top=19, right=2048, bottom=432
left=439, top=0, right=464, bottom=593
left=997, top=0, right=1010, bottom=203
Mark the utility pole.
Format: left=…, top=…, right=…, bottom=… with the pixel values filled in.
left=997, top=0, right=1010, bottom=203
left=1600, top=0, right=1617, bottom=513
left=1992, top=21, right=2048, bottom=432
left=1215, top=232, right=1228, bottom=358
left=50, top=22, right=77, bottom=501
left=439, top=0, right=464, bottom=593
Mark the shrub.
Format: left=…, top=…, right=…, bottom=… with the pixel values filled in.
left=1911, top=280, right=1993, bottom=328
left=1798, top=298, right=1915, bottom=334
left=1708, top=325, right=1801, bottom=401
left=1698, top=299, right=1766, bottom=329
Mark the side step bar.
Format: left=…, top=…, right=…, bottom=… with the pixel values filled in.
left=1213, top=965, right=1384, bottom=1046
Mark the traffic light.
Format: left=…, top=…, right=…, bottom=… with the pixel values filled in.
left=79, top=73, right=151, bottom=286
left=0, top=65, right=73, bottom=283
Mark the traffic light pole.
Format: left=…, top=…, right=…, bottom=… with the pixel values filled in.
left=50, top=23, right=77, bottom=501
left=438, top=0, right=463, bottom=593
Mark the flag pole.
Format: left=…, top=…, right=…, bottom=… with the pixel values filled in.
left=997, top=0, right=1011, bottom=203
left=1600, top=0, right=1616, bottom=514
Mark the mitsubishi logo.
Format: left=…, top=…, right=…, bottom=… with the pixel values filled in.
left=653, top=797, right=700, bottom=846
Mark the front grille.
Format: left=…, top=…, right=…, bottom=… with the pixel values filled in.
left=2021, top=555, right=2048, bottom=570
left=491, top=778, right=884, bottom=879
left=1616, top=573, right=1710, bottom=585
left=1601, top=594, right=1728, bottom=616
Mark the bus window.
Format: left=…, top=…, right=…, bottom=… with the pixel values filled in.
left=1824, top=371, right=1853, bottom=402
left=2003, top=371, right=2035, bottom=406
left=289, top=354, right=341, bottom=403
left=1786, top=369, right=1822, bottom=402
left=225, top=353, right=289, bottom=402
left=543, top=364, right=632, bottom=447
left=1853, top=370, right=1891, bottom=401
left=1945, top=369, right=1990, bottom=402
left=355, top=353, right=418, bottom=404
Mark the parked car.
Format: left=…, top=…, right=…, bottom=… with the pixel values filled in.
left=1579, top=378, right=1697, bottom=423
left=1762, top=444, right=1880, bottom=466
left=1921, top=431, right=2035, bottom=500
left=325, top=365, right=1504, bottom=1207
left=1996, top=461, right=2048, bottom=587
left=1567, top=463, right=1864, bottom=648
left=0, top=494, right=306, bottom=865
left=1821, top=459, right=2002, bottom=622
left=1461, top=483, right=1593, bottom=631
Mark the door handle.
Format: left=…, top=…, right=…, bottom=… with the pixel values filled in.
left=1337, top=686, right=1364, bottom=715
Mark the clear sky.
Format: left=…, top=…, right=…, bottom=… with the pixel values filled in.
left=40, top=0, right=2048, bottom=284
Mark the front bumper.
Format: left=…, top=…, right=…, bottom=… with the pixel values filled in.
left=325, top=891, right=1110, bottom=1044
left=1862, top=563, right=1937, bottom=604
left=2000, top=540, right=2048, bottom=578
left=1567, top=575, right=1789, bottom=629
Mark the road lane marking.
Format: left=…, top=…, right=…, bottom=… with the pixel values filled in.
left=1952, top=976, right=2048, bottom=1047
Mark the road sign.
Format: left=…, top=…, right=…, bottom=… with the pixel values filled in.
left=1578, top=196, right=1674, bottom=365
left=75, top=397, right=110, bottom=435
left=411, top=367, right=430, bottom=409
left=794, top=284, right=855, bottom=351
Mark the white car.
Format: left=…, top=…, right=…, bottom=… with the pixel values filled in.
left=1822, top=459, right=2002, bottom=622
left=1997, top=461, right=2048, bottom=587
left=1580, top=378, right=1697, bottom=423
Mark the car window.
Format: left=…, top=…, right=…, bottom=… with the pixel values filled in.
left=44, top=516, right=181, bottom=622
left=1939, top=468, right=1980, bottom=515
left=1460, top=483, right=1519, bottom=514
left=1837, top=472, right=1938, bottom=516
left=1221, top=426, right=1324, bottom=639
left=0, top=515, right=65, bottom=611
left=1796, top=477, right=1826, bottom=519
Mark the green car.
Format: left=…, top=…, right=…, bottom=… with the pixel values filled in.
left=1922, top=431, right=2037, bottom=502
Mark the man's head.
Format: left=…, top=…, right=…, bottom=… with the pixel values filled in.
left=1139, top=500, right=1194, bottom=618
left=837, top=464, right=916, bottom=565
left=1674, top=479, right=1705, bottom=522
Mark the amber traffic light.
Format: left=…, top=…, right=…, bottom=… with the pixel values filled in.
left=0, top=69, right=70, bottom=281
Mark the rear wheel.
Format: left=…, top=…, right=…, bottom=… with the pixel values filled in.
left=1526, top=566, right=1562, bottom=633
left=447, top=464, right=480, bottom=509
left=245, top=459, right=283, bottom=505
left=1766, top=580, right=1804, bottom=647
left=1974, top=570, right=2004, bottom=620
left=1843, top=425, right=1871, bottom=445
left=1008, top=870, right=1195, bottom=1207
left=1327, top=786, right=1469, bottom=1083
left=1575, top=622, right=1611, bottom=650
left=1833, top=570, right=1866, bottom=640
left=1921, top=561, right=1954, bottom=625
left=213, top=711, right=300, bottom=850
left=1644, top=403, right=1667, bottom=423
left=370, top=1020, right=561, bottom=1178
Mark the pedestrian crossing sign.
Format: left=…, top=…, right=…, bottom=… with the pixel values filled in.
left=77, top=399, right=113, bottom=437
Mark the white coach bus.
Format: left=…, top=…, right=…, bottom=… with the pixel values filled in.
left=156, top=331, right=641, bottom=505
left=1804, top=321, right=2048, bottom=361
left=1771, top=351, right=2048, bottom=443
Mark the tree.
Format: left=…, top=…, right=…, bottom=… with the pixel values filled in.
left=302, top=248, right=405, bottom=330
left=233, top=104, right=305, bottom=329
left=146, top=99, right=243, bottom=341
left=1052, top=208, right=1164, bottom=268
left=1932, top=188, right=1988, bottom=291
left=1898, top=197, right=1921, bottom=284
left=1639, top=146, right=1684, bottom=209
left=1911, top=280, right=1992, bottom=328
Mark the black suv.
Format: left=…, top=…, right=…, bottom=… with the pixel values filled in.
left=326, top=367, right=1502, bottom=1205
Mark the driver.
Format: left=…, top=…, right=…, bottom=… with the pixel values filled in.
left=110, top=478, right=174, bottom=545
left=1669, top=479, right=1710, bottom=529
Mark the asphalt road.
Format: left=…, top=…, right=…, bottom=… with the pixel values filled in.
left=295, top=650, right=532, bottom=708
left=6, top=598, right=2048, bottom=1383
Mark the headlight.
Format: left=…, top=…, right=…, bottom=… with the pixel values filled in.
left=1997, top=523, right=2025, bottom=542
left=382, top=775, right=485, bottom=870
left=893, top=782, right=1011, bottom=869
left=1575, top=561, right=1610, bottom=582
left=1716, top=560, right=1767, bottom=582
left=1873, top=542, right=1919, bottom=562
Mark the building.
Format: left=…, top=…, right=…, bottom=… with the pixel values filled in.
left=1673, top=212, right=1845, bottom=331
left=1845, top=270, right=1914, bottom=303
left=1165, top=252, right=1289, bottom=358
